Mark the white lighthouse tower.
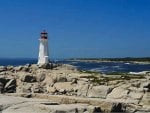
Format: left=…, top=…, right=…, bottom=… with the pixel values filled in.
left=38, top=30, right=49, bottom=65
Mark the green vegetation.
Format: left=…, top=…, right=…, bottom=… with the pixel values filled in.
left=79, top=70, right=101, bottom=74
left=80, top=74, right=145, bottom=85
left=78, top=62, right=147, bottom=85
left=106, top=72, right=128, bottom=75
left=80, top=70, right=130, bottom=76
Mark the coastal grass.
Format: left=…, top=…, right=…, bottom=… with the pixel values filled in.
left=92, top=75, right=145, bottom=85
left=79, top=70, right=101, bottom=74
left=79, top=70, right=146, bottom=85
left=105, top=72, right=128, bottom=75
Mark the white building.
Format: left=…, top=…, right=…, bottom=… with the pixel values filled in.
left=38, top=30, right=49, bottom=64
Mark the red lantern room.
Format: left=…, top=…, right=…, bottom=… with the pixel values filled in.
left=41, top=30, right=48, bottom=39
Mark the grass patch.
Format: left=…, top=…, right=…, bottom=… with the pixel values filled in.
left=80, top=75, right=98, bottom=79
left=106, top=72, right=128, bottom=75
left=79, top=70, right=146, bottom=85
left=80, top=74, right=145, bottom=85
left=80, top=70, right=100, bottom=74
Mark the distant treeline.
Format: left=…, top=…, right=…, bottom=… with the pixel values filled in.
left=69, top=57, right=150, bottom=62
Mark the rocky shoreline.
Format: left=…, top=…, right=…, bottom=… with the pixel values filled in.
left=0, top=63, right=149, bottom=113
left=67, top=59, right=150, bottom=64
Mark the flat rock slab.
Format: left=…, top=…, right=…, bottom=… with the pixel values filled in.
left=0, top=95, right=101, bottom=113
left=107, top=87, right=129, bottom=99
left=0, top=94, right=51, bottom=113
left=87, top=85, right=113, bottom=98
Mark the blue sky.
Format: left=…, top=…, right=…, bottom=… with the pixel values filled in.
left=0, top=0, right=150, bottom=58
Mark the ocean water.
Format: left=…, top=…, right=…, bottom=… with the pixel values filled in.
left=0, top=58, right=150, bottom=73
left=0, top=58, right=37, bottom=66
left=60, top=60, right=150, bottom=74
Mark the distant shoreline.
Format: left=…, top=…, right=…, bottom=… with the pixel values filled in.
left=66, top=57, right=150, bottom=64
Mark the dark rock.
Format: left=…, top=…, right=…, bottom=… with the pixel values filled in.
left=111, top=103, right=126, bottom=112
left=143, top=82, right=150, bottom=89
left=0, top=82, right=4, bottom=93
left=39, top=63, right=52, bottom=69
left=71, top=78, right=78, bottom=84
left=142, top=82, right=150, bottom=92
left=21, top=74, right=36, bottom=83
left=4, top=79, right=16, bottom=93
left=20, top=93, right=32, bottom=98
left=0, top=78, right=7, bottom=85
left=93, top=107, right=102, bottom=113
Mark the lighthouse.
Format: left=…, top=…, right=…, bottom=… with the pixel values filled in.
left=38, top=30, right=49, bottom=65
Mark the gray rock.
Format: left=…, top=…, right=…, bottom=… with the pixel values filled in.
left=59, top=89, right=66, bottom=94
left=77, top=80, right=88, bottom=85
left=43, top=76, right=55, bottom=87
left=0, top=95, right=102, bottom=113
left=140, top=92, right=150, bottom=107
left=36, top=73, right=46, bottom=82
left=21, top=66, right=29, bottom=72
left=30, top=64, right=39, bottom=70
left=31, top=83, right=45, bottom=93
left=128, top=92, right=143, bottom=100
left=128, top=87, right=144, bottom=93
left=87, top=85, right=113, bottom=99
left=0, top=66, right=7, bottom=72
left=46, top=86, right=56, bottom=94
left=16, top=83, right=32, bottom=93
left=6, top=66, right=14, bottom=71
left=56, top=76, right=67, bottom=82
left=135, top=111, right=150, bottom=113
left=54, top=82, right=76, bottom=93
left=131, top=81, right=141, bottom=88
left=77, top=84, right=89, bottom=97
left=107, top=87, right=129, bottom=99
left=14, top=66, right=23, bottom=71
